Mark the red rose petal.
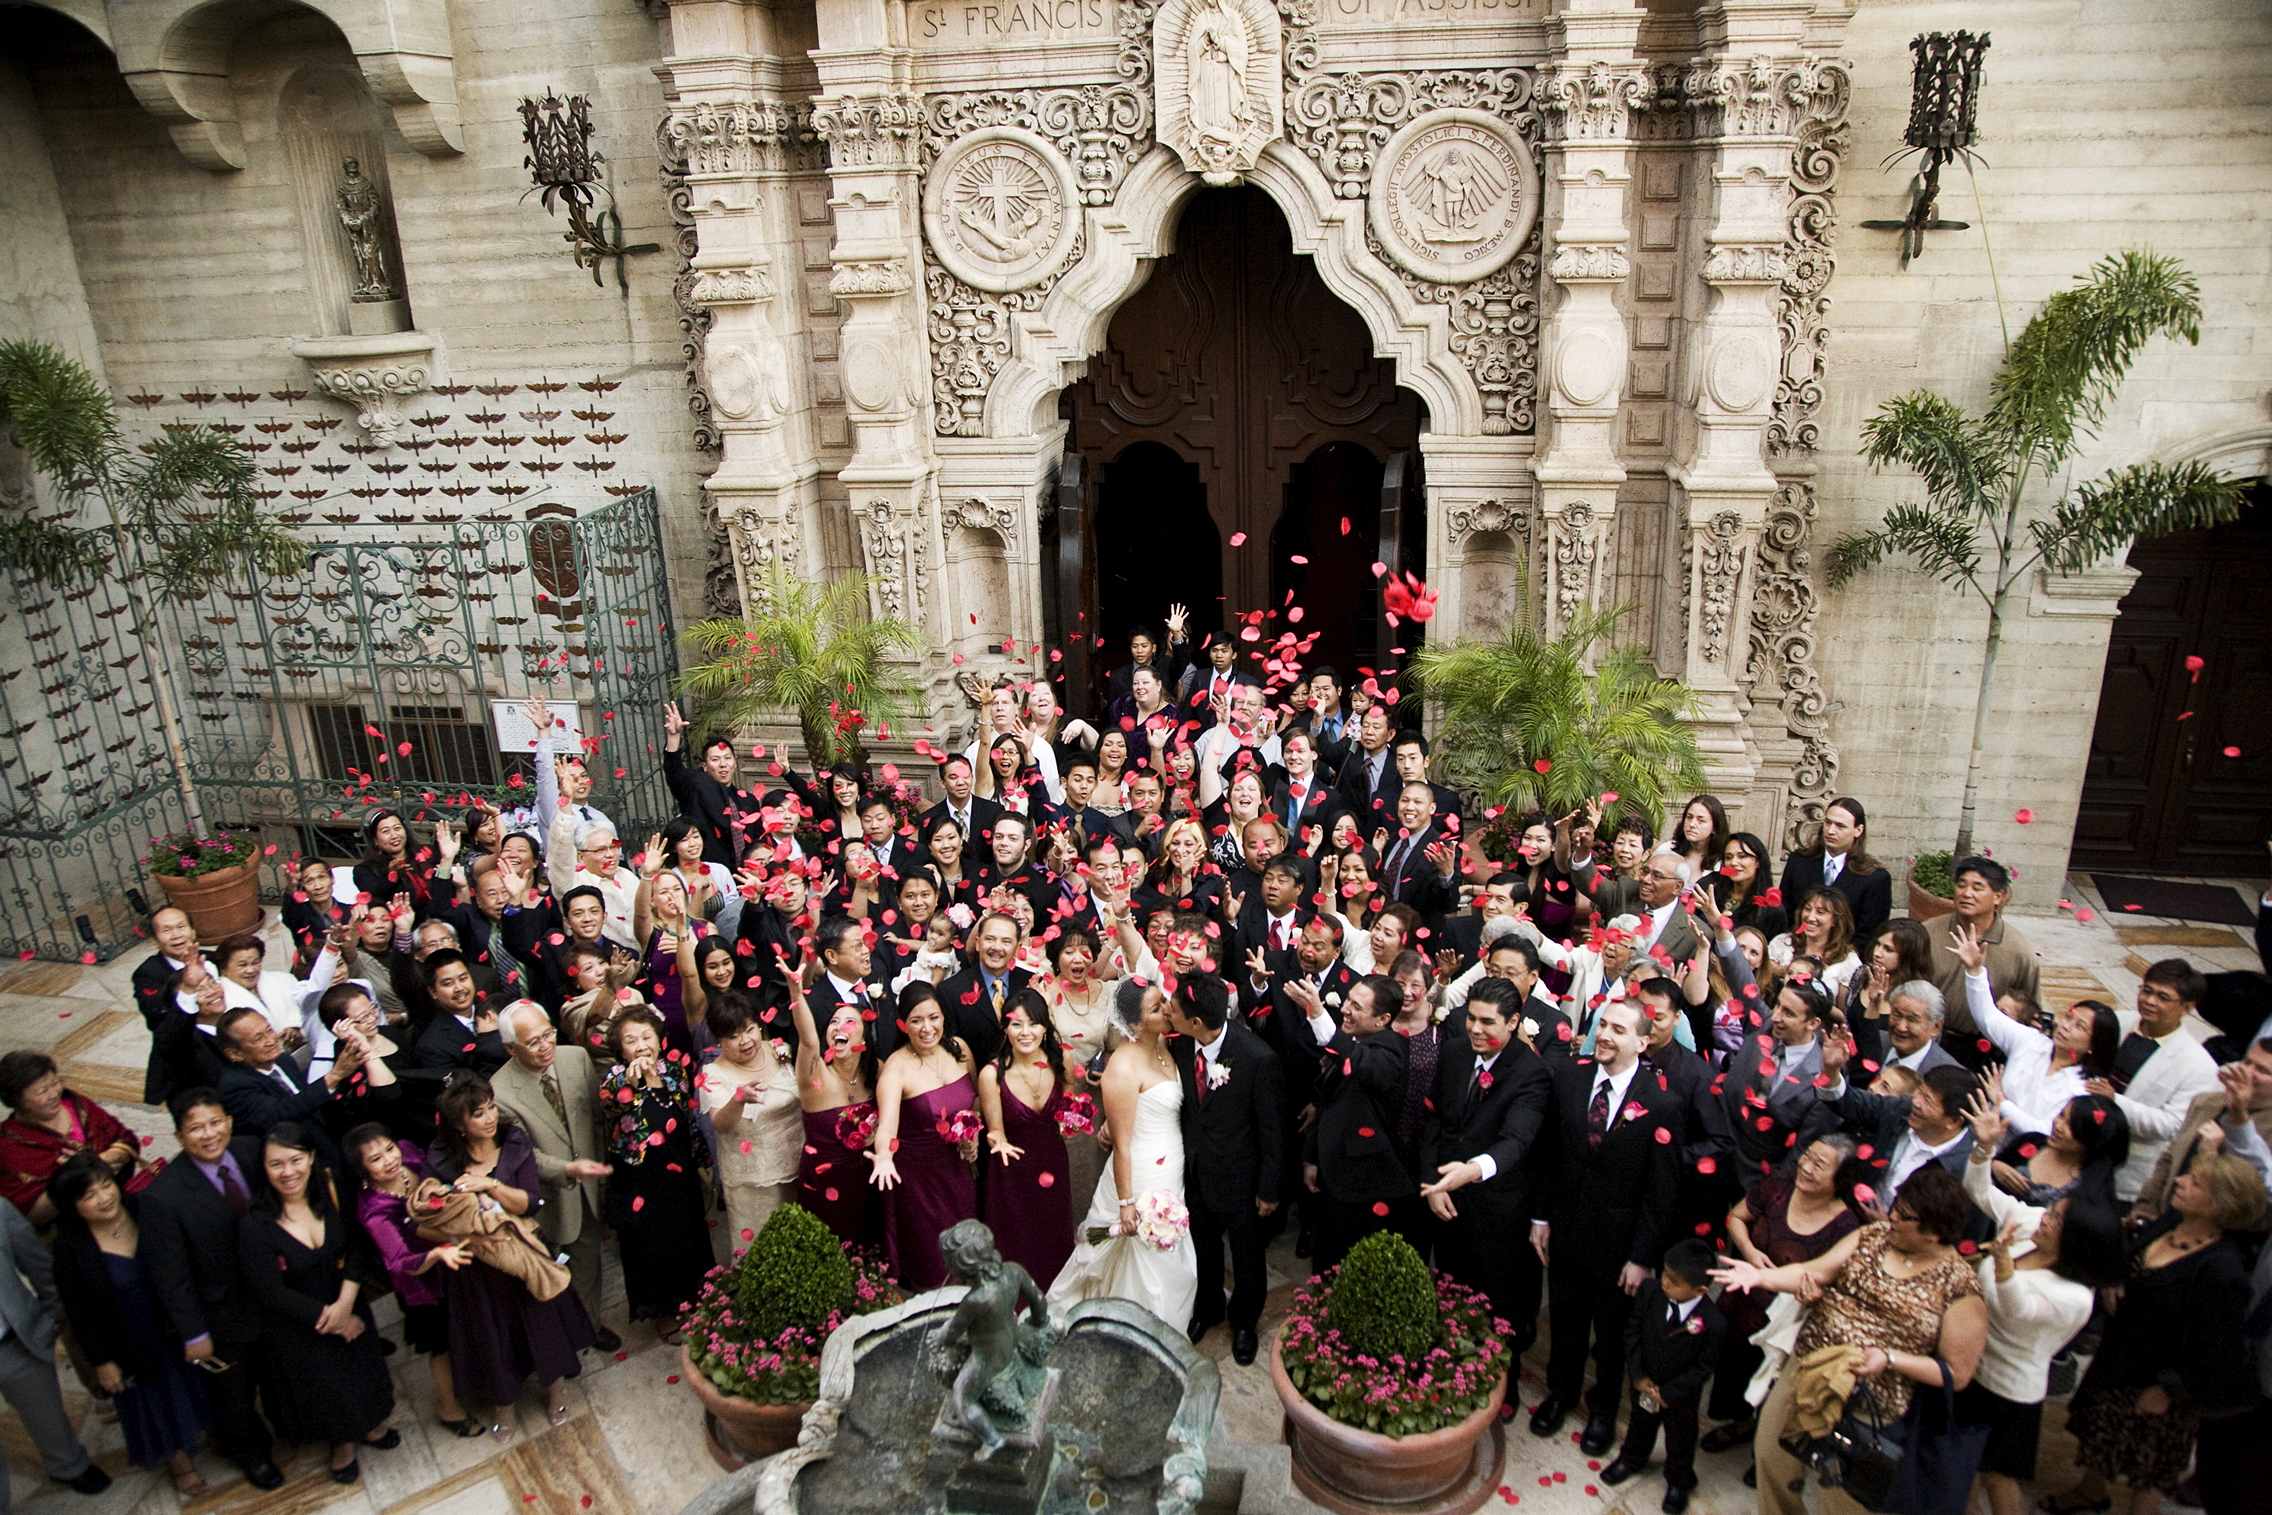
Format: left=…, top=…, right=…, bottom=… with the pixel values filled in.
left=1372, top=1201, right=1390, bottom=1216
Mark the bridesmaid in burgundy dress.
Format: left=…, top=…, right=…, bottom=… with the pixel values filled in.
left=784, top=970, right=881, bottom=1249
left=867, top=984, right=980, bottom=1291
left=977, top=989, right=1076, bottom=1291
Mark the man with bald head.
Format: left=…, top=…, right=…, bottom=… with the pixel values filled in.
left=489, top=1000, right=619, bottom=1351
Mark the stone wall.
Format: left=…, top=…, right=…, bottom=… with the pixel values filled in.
left=1811, top=0, right=2272, bottom=905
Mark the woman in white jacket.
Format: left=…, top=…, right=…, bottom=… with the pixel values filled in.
left=1959, top=1087, right=2131, bottom=1515
left=1952, top=923, right=2122, bottom=1135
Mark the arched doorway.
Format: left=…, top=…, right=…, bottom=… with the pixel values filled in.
left=1061, top=187, right=1424, bottom=707
left=2072, top=486, right=2272, bottom=873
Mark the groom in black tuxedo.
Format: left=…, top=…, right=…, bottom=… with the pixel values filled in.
left=1166, top=972, right=1284, bottom=1366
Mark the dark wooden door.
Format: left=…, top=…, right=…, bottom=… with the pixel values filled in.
left=2072, top=492, right=2272, bottom=873
left=1066, top=186, right=1421, bottom=708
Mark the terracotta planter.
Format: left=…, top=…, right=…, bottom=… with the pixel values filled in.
left=1270, top=1334, right=1506, bottom=1515
left=1907, top=871, right=1957, bottom=923
left=153, top=859, right=262, bottom=942
left=679, top=1343, right=812, bottom=1472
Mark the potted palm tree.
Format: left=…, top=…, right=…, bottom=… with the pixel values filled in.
left=679, top=1202, right=901, bottom=1470
left=1271, top=1231, right=1512, bottom=1514
left=676, top=562, right=924, bottom=770
left=1828, top=252, right=2245, bottom=886
left=0, top=342, right=304, bottom=936
left=1408, top=601, right=1706, bottom=858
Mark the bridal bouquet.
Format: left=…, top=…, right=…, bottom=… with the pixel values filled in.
left=933, top=1107, right=983, bottom=1145
left=1055, top=1091, right=1098, bottom=1137
left=1086, top=1189, right=1189, bottom=1250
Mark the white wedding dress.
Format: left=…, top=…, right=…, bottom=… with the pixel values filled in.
left=1045, top=1077, right=1198, bottom=1328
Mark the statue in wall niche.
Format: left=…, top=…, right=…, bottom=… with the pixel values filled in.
left=336, top=157, right=396, bottom=302
left=1186, top=0, right=1252, bottom=153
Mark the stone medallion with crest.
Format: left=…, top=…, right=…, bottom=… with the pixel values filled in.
left=1367, top=109, right=1538, bottom=286
left=923, top=126, right=1081, bottom=294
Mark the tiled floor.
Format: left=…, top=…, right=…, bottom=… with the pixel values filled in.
left=0, top=885, right=2255, bottom=1515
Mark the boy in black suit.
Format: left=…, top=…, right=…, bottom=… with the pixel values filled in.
left=1603, top=1239, right=1726, bottom=1512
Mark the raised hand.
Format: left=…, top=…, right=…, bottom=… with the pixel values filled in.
left=662, top=701, right=687, bottom=740
left=1165, top=603, right=1189, bottom=639
left=1963, top=1085, right=2007, bottom=1150
left=1246, top=946, right=1270, bottom=985
left=522, top=694, right=553, bottom=737
left=639, top=832, right=665, bottom=879
left=1948, top=921, right=1987, bottom=976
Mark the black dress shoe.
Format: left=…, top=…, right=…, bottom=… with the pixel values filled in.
left=64, top=1467, right=111, bottom=1496
left=330, top=1458, right=361, bottom=1485
left=1185, top=1315, right=1214, bottom=1346
left=1232, top=1329, right=1258, bottom=1366
left=1528, top=1393, right=1569, bottom=1438
left=1663, top=1487, right=1692, bottom=1514
left=1294, top=1228, right=1313, bottom=1258
left=1580, top=1414, right=1617, bottom=1456
left=1599, top=1456, right=1644, bottom=1487
left=243, top=1461, right=285, bottom=1491
left=591, top=1325, right=623, bottom=1354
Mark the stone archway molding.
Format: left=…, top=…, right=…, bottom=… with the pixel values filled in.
left=2163, top=423, right=2272, bottom=482
left=986, top=140, right=1486, bottom=437
left=104, top=0, right=463, bottom=171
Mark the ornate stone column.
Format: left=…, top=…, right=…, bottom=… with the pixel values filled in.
left=1535, top=6, right=1649, bottom=638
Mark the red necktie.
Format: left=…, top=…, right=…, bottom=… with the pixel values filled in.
left=219, top=1165, right=250, bottom=1216
left=1273, top=920, right=1288, bottom=951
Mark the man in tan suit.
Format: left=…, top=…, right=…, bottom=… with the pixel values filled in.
left=493, top=1000, right=620, bottom=1352
left=2131, top=1039, right=2272, bottom=1218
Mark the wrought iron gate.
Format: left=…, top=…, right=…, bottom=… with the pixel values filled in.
left=0, top=489, right=679, bottom=963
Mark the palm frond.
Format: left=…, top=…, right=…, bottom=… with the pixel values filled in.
left=1987, top=250, right=2204, bottom=468
left=1856, top=391, right=2009, bottom=518
left=1825, top=503, right=1983, bottom=592
left=2032, top=461, right=2247, bottom=572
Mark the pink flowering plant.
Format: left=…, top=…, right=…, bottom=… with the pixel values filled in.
left=682, top=1201, right=901, bottom=1405
left=145, top=827, right=261, bottom=879
left=1276, top=1231, right=1510, bottom=1437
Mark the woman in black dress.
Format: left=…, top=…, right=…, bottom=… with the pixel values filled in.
left=598, top=1006, right=714, bottom=1341
left=237, top=1123, right=399, bottom=1483
left=46, top=1154, right=210, bottom=1495
left=426, top=1072, right=595, bottom=1439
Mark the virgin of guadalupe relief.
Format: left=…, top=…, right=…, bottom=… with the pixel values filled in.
left=1368, top=110, right=1538, bottom=286
left=1155, top=0, right=1280, bottom=185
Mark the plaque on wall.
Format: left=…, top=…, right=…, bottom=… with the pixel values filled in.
left=922, top=125, right=1083, bottom=293
left=1154, top=0, right=1282, bottom=186
left=1366, top=108, right=1537, bottom=285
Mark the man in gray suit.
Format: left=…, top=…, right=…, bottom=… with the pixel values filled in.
left=1634, top=854, right=1703, bottom=973
left=0, top=1201, right=109, bottom=1503
left=1872, top=981, right=1963, bottom=1088
left=490, top=1001, right=620, bottom=1352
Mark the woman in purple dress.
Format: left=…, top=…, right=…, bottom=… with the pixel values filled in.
left=867, top=983, right=980, bottom=1291
left=425, top=1072, right=595, bottom=1438
left=344, top=1124, right=485, bottom=1439
left=786, top=966, right=882, bottom=1248
left=977, top=989, right=1076, bottom=1290
left=631, top=866, right=714, bottom=1061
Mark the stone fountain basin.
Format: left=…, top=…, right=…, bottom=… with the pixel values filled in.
left=754, top=1292, right=1220, bottom=1515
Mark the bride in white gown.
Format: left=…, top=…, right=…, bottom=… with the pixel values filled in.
left=1046, top=978, right=1197, bottom=1327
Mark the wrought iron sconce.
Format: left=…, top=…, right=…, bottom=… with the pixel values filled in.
left=1860, top=32, right=1989, bottom=268
left=517, top=91, right=661, bottom=291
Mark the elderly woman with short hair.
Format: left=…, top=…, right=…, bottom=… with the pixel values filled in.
left=2046, top=1151, right=2266, bottom=1515
left=0, top=1052, right=138, bottom=1224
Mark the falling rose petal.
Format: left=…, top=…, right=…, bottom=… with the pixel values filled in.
left=1229, top=531, right=1248, bottom=546
left=2225, top=746, right=2243, bottom=758
left=1532, top=758, right=1552, bottom=774
left=1290, top=554, right=1309, bottom=565
left=1038, top=1171, right=1055, bottom=1187
left=2185, top=654, right=2205, bottom=674
left=1340, top=516, right=1352, bottom=535
left=2013, top=808, right=2033, bottom=824
left=2075, top=907, right=2095, bottom=923
left=1372, top=1201, right=1390, bottom=1216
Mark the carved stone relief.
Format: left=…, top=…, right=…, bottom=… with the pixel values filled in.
left=1548, top=244, right=1630, bottom=283
left=941, top=496, right=1021, bottom=536
left=922, top=126, right=1082, bottom=292
left=811, top=93, right=922, bottom=169
left=1769, top=62, right=1850, bottom=464
left=1366, top=227, right=1541, bottom=435
left=1749, top=482, right=1837, bottom=849
left=924, top=87, right=1153, bottom=208
left=653, top=122, right=721, bottom=456
left=924, top=246, right=1072, bottom=437
left=1367, top=109, right=1537, bottom=285
left=859, top=499, right=912, bottom=621
left=1549, top=502, right=1602, bottom=632
left=1696, top=510, right=1744, bottom=665
left=661, top=99, right=824, bottom=178
left=730, top=507, right=799, bottom=612
left=698, top=488, right=740, bottom=618
left=1541, top=60, right=1654, bottom=141
left=1156, top=0, right=1282, bottom=184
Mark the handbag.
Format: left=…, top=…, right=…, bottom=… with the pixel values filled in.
left=1780, top=1376, right=1907, bottom=1510
left=1878, top=1359, right=1992, bottom=1515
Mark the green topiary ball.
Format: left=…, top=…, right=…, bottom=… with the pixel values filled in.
left=1325, top=1231, right=1443, bottom=1363
left=733, top=1202, right=855, bottom=1340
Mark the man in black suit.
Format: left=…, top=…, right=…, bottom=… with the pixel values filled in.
left=1632, top=976, right=1738, bottom=1241
left=1270, top=730, right=1341, bottom=850
left=810, top=913, right=897, bottom=1057
left=1419, top=978, right=1554, bottom=1360
left=1245, top=917, right=1360, bottom=1252
left=1815, top=1041, right=1979, bottom=1192
left=1775, top=796, right=1892, bottom=951
left=138, top=1091, right=284, bottom=1490
left=1102, top=616, right=1189, bottom=705
left=1060, top=755, right=1135, bottom=851
left=1373, top=783, right=1462, bottom=936
left=1286, top=665, right=1354, bottom=774
left=1439, top=873, right=1521, bottom=974
left=662, top=699, right=757, bottom=866
left=919, top=755, right=1005, bottom=854
left=938, top=912, right=1030, bottom=1064
left=855, top=794, right=926, bottom=882
left=1295, top=973, right=1414, bottom=1272
left=1390, top=730, right=1465, bottom=835
left=971, top=812, right=1052, bottom=918
left=1717, top=977, right=1841, bottom=1184
left=1333, top=703, right=1401, bottom=828
left=1532, top=999, right=1682, bottom=1454
left=409, top=950, right=510, bottom=1075
left=1165, top=973, right=1284, bottom=1365
left=431, top=855, right=551, bottom=1003
left=1475, top=932, right=1577, bottom=1061
left=1178, top=635, right=1258, bottom=727
left=1602, top=1239, right=1727, bottom=1513
left=214, top=1008, right=360, bottom=1146
left=1230, top=854, right=1312, bottom=974
left=134, top=907, right=213, bottom=1104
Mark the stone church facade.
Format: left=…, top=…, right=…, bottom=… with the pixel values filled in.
left=2, top=0, right=2268, bottom=918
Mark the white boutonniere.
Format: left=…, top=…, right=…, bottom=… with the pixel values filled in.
left=1324, top=992, right=1342, bottom=1008
left=1431, top=1003, right=1448, bottom=1025
left=1206, top=1060, right=1232, bottom=1091
left=1522, top=1017, right=1541, bottom=1039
